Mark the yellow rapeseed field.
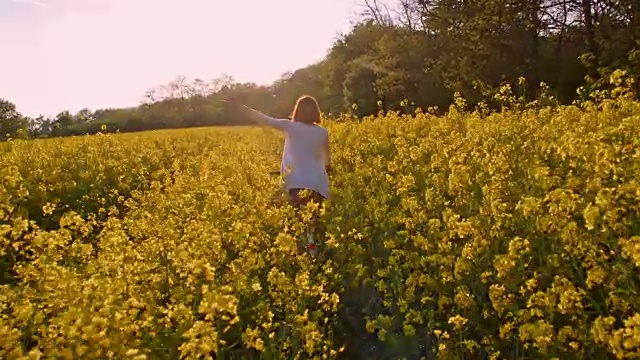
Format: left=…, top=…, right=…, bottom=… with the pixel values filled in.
left=1, top=89, right=640, bottom=359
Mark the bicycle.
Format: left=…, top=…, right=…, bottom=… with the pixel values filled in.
left=268, top=170, right=327, bottom=260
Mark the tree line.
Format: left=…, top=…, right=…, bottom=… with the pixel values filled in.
left=2, top=0, right=639, bottom=140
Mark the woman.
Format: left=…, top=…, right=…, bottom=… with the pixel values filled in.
left=224, top=95, right=332, bottom=257
left=224, top=95, right=332, bottom=210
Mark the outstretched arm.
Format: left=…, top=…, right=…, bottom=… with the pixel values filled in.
left=223, top=99, right=290, bottom=131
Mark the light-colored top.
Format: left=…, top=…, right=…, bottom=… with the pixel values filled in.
left=255, top=114, right=331, bottom=199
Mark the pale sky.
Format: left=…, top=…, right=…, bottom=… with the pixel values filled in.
left=0, top=0, right=363, bottom=118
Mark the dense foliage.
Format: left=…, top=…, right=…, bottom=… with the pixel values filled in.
left=1, top=75, right=639, bottom=358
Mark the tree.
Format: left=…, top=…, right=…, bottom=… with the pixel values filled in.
left=74, top=109, right=95, bottom=123
left=342, top=59, right=381, bottom=116
left=323, top=20, right=393, bottom=115
left=28, top=115, right=54, bottom=138
left=0, top=98, right=28, bottom=140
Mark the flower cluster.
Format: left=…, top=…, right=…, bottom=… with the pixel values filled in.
left=1, top=90, right=640, bottom=359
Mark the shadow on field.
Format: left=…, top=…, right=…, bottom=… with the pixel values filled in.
left=335, top=285, right=434, bottom=360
